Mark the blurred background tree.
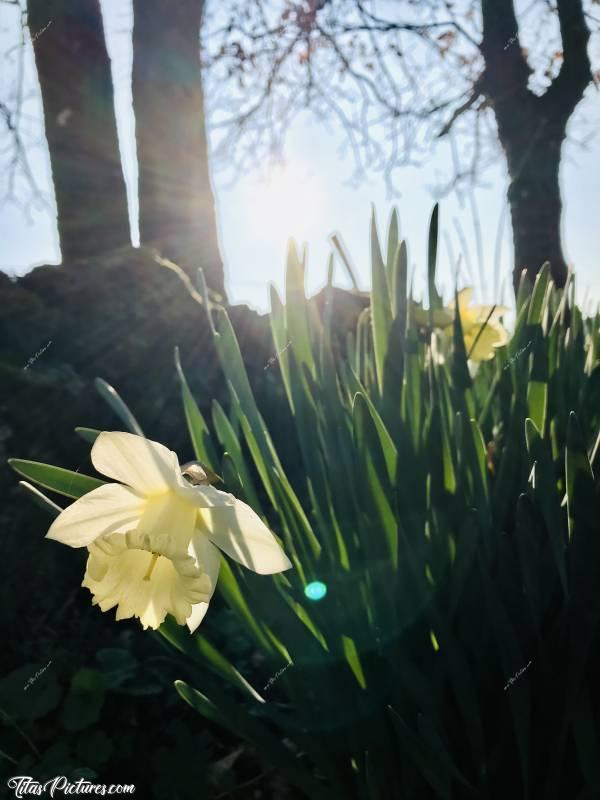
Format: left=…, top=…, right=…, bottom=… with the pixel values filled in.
left=204, top=0, right=598, bottom=292
left=26, top=0, right=130, bottom=264
left=25, top=0, right=226, bottom=299
left=3, top=2, right=598, bottom=297
left=0, top=0, right=599, bottom=296
left=131, top=0, right=225, bottom=300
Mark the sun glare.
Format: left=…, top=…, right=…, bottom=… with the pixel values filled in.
left=248, top=165, right=321, bottom=245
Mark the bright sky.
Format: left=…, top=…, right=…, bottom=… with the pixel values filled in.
left=1, top=0, right=599, bottom=313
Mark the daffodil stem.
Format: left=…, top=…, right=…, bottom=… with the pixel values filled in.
left=143, top=552, right=159, bottom=581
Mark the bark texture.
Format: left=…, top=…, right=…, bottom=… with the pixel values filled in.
left=504, top=114, right=565, bottom=292
left=28, top=0, right=130, bottom=262
left=132, top=0, right=226, bottom=300
left=480, top=0, right=591, bottom=292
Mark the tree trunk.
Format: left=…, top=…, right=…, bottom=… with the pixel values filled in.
left=28, top=0, right=130, bottom=262
left=132, top=0, right=226, bottom=300
left=501, top=114, right=568, bottom=292
left=480, top=0, right=591, bottom=295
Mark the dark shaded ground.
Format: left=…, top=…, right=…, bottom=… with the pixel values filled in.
left=0, top=250, right=285, bottom=797
left=0, top=251, right=366, bottom=796
left=0, top=248, right=276, bottom=658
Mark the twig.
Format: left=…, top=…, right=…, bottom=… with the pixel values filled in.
left=467, top=304, right=497, bottom=360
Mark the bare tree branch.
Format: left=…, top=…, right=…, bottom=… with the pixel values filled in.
left=0, top=1, right=51, bottom=214
left=479, top=0, right=533, bottom=101
left=543, top=0, right=592, bottom=116
left=437, top=74, right=486, bottom=137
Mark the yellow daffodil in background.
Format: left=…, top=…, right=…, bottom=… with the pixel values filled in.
left=449, top=288, right=509, bottom=362
left=409, top=299, right=454, bottom=329
left=46, top=431, right=292, bottom=630
left=410, top=289, right=508, bottom=362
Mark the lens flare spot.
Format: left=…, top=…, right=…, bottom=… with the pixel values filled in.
left=304, top=581, right=327, bottom=601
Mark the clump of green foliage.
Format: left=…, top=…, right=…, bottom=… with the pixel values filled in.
left=11, top=209, right=600, bottom=799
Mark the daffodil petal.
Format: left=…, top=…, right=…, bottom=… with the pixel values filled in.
left=46, top=483, right=146, bottom=547
left=186, top=535, right=221, bottom=632
left=198, top=500, right=292, bottom=574
left=185, top=602, right=210, bottom=633
left=91, top=431, right=180, bottom=494
left=189, top=533, right=221, bottom=582
left=136, top=492, right=198, bottom=552
left=174, top=478, right=236, bottom=508
left=492, top=321, right=509, bottom=347
left=465, top=320, right=508, bottom=362
left=454, top=287, right=473, bottom=312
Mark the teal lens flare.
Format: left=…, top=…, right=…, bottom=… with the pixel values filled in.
left=304, top=581, right=327, bottom=601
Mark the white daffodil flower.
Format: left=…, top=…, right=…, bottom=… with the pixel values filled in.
left=82, top=529, right=213, bottom=630
left=46, top=431, right=292, bottom=631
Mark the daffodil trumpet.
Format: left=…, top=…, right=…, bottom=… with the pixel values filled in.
left=46, top=431, right=292, bottom=631
left=411, top=288, right=509, bottom=363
